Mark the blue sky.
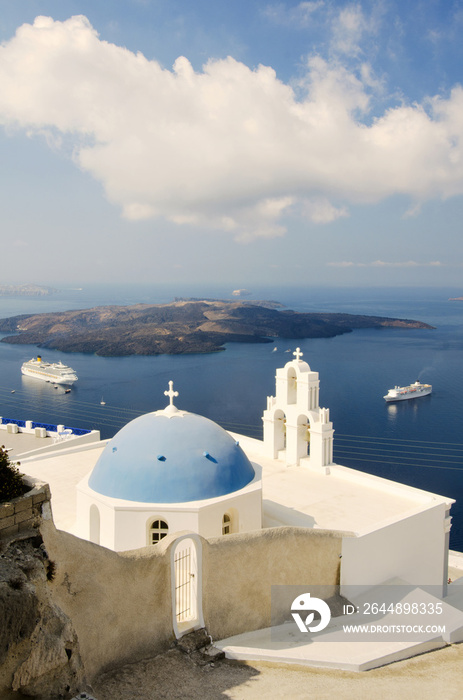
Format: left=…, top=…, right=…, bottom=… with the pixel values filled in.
left=1, top=1, right=463, bottom=288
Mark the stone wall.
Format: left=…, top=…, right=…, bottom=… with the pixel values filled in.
left=39, top=522, right=344, bottom=682
left=40, top=519, right=174, bottom=682
left=0, top=476, right=50, bottom=541
left=203, top=527, right=343, bottom=640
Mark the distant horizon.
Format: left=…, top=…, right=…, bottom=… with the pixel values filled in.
left=3, top=280, right=463, bottom=294
left=5, top=281, right=463, bottom=290
left=1, top=282, right=462, bottom=324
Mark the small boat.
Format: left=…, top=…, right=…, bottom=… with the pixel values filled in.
left=65, top=388, right=71, bottom=394
left=272, top=346, right=278, bottom=352
left=384, top=381, right=432, bottom=402
left=100, top=398, right=106, bottom=405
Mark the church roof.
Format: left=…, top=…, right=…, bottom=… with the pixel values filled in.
left=88, top=389, right=255, bottom=503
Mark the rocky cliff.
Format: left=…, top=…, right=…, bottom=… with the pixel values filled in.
left=0, top=480, right=85, bottom=698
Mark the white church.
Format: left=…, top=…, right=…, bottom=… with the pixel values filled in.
left=13, top=348, right=454, bottom=596
left=76, top=380, right=263, bottom=550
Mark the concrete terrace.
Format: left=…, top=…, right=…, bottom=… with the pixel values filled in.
left=1, top=426, right=105, bottom=533
left=0, top=428, right=54, bottom=457
left=216, top=577, right=463, bottom=671
left=234, top=434, right=452, bottom=536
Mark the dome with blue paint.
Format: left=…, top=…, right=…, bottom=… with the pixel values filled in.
left=88, top=400, right=255, bottom=504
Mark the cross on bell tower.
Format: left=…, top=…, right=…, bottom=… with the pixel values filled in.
left=164, top=380, right=179, bottom=407
left=293, top=347, right=303, bottom=362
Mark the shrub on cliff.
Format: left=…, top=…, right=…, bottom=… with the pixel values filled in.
left=0, top=445, right=28, bottom=502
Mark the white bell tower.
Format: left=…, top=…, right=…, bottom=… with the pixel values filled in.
left=262, top=348, right=334, bottom=473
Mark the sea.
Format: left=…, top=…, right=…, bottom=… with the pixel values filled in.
left=1, top=283, right=462, bottom=551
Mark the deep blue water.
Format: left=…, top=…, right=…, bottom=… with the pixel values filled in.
left=0, top=284, right=462, bottom=550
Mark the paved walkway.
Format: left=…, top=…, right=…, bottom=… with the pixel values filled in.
left=216, top=580, right=463, bottom=671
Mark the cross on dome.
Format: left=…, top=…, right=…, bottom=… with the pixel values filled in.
left=164, top=380, right=179, bottom=407
left=293, top=347, right=303, bottom=362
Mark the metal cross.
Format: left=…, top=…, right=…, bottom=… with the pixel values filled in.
left=164, top=380, right=179, bottom=406
left=293, top=347, right=303, bottom=361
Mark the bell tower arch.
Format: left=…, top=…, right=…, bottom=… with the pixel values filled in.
left=263, top=348, right=334, bottom=472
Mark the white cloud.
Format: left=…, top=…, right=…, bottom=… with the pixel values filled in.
left=330, top=4, right=370, bottom=57
left=263, top=2, right=324, bottom=27
left=1, top=15, right=463, bottom=241
left=301, top=197, right=348, bottom=223
left=327, top=260, right=445, bottom=268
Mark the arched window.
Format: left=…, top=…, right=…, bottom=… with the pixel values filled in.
left=297, top=414, right=311, bottom=461
left=149, top=519, right=169, bottom=544
left=222, top=513, right=231, bottom=535
left=286, top=367, right=297, bottom=405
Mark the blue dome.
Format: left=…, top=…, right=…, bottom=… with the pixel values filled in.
left=88, top=410, right=255, bottom=503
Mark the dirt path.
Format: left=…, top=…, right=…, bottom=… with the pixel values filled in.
left=92, top=642, right=463, bottom=700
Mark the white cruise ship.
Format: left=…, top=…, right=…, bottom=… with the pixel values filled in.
left=383, top=381, right=432, bottom=402
left=21, top=356, right=78, bottom=385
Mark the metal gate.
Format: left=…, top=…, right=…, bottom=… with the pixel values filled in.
left=171, top=534, right=204, bottom=638
left=174, top=538, right=197, bottom=625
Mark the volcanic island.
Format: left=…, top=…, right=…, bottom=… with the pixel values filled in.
left=0, top=299, right=433, bottom=357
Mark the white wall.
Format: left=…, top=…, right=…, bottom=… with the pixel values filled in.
left=75, top=490, right=116, bottom=550
left=198, top=488, right=262, bottom=538
left=75, top=470, right=262, bottom=551
left=341, top=503, right=449, bottom=596
left=113, top=508, right=200, bottom=551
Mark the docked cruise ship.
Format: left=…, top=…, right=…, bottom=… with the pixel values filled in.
left=383, top=381, right=432, bottom=402
left=21, top=356, right=78, bottom=384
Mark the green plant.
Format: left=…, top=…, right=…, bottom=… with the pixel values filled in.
left=0, top=445, right=28, bottom=502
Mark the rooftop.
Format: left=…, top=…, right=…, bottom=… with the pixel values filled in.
left=232, top=434, right=453, bottom=536
left=1, top=431, right=106, bottom=532
left=0, top=430, right=54, bottom=458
